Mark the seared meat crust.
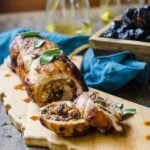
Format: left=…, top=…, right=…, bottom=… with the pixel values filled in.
left=9, top=35, right=88, bottom=106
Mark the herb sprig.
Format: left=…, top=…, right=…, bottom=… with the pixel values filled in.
left=20, top=31, right=40, bottom=38
left=33, top=40, right=45, bottom=48
left=40, top=48, right=61, bottom=65
left=123, top=108, right=136, bottom=116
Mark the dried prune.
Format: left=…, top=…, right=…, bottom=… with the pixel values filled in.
left=117, top=24, right=128, bottom=34
left=118, top=29, right=135, bottom=40
left=122, top=8, right=137, bottom=27
left=110, top=21, right=122, bottom=30
left=145, top=36, right=150, bottom=42
left=118, top=31, right=130, bottom=40
left=144, top=4, right=150, bottom=11
left=136, top=8, right=145, bottom=28
left=134, top=28, right=147, bottom=41
left=137, top=8, right=150, bottom=28
left=103, top=4, right=150, bottom=42
left=128, top=29, right=135, bottom=39
left=103, top=29, right=118, bottom=38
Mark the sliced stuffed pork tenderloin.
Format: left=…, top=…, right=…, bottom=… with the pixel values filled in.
left=9, top=34, right=88, bottom=107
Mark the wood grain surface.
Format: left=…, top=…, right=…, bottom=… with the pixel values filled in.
left=0, top=0, right=101, bottom=13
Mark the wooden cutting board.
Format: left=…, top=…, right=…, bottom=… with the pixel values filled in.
left=1, top=56, right=150, bottom=150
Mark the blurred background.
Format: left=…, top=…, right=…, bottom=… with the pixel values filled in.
left=0, top=0, right=149, bottom=34
left=0, top=0, right=98, bottom=13
left=0, top=0, right=148, bottom=13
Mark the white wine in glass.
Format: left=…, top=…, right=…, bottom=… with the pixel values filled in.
left=45, top=0, right=92, bottom=36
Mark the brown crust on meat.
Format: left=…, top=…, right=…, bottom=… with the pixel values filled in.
left=55, top=53, right=88, bottom=91
left=9, top=35, right=58, bottom=76
left=9, top=35, right=88, bottom=107
left=40, top=117, right=90, bottom=137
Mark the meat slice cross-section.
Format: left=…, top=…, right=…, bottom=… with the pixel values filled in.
left=74, top=92, right=123, bottom=133
left=40, top=91, right=123, bottom=136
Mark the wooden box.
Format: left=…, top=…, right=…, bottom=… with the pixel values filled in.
left=89, top=22, right=150, bottom=63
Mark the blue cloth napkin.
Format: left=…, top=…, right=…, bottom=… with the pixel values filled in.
left=0, top=28, right=149, bottom=92
left=82, top=49, right=149, bottom=92
left=0, top=28, right=89, bottom=64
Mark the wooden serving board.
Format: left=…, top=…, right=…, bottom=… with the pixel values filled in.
left=1, top=56, right=150, bottom=150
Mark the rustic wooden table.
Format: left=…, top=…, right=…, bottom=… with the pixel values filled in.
left=0, top=9, right=150, bottom=150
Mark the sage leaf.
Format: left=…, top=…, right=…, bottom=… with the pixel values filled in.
left=123, top=108, right=136, bottom=116
left=33, top=40, right=45, bottom=48
left=20, top=31, right=40, bottom=38
left=115, top=102, right=123, bottom=109
left=40, top=48, right=61, bottom=65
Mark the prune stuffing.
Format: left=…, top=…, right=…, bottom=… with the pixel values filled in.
left=69, top=109, right=80, bottom=120
left=56, top=103, right=69, bottom=115
left=134, top=28, right=147, bottom=41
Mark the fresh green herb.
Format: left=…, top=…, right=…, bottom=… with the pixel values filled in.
left=33, top=40, right=45, bottom=48
left=123, top=108, right=136, bottom=116
left=115, top=102, right=123, bottom=109
left=20, top=31, right=40, bottom=38
left=40, top=48, right=61, bottom=65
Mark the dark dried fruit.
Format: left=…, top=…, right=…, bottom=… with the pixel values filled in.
left=137, top=8, right=150, bottom=28
left=134, top=28, right=147, bottom=41
left=103, top=29, right=118, bottom=38
left=128, top=29, right=135, bottom=39
left=144, top=4, right=150, bottom=11
left=103, top=4, right=150, bottom=42
left=110, top=21, right=122, bottom=30
left=69, top=109, right=80, bottom=119
left=145, top=36, right=150, bottom=42
left=117, top=24, right=128, bottom=34
left=122, top=8, right=137, bottom=28
left=59, top=126, right=65, bottom=132
left=56, top=103, right=69, bottom=115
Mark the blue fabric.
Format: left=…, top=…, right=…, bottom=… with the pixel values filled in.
left=0, top=28, right=149, bottom=92
left=0, top=28, right=89, bottom=64
left=82, top=49, right=149, bottom=92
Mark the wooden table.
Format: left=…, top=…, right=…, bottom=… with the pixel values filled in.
left=0, top=9, right=150, bottom=150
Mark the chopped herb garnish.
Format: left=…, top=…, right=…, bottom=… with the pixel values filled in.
left=123, top=108, right=136, bottom=116
left=20, top=31, right=40, bottom=38
left=40, top=48, right=61, bottom=65
left=33, top=40, right=45, bottom=49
